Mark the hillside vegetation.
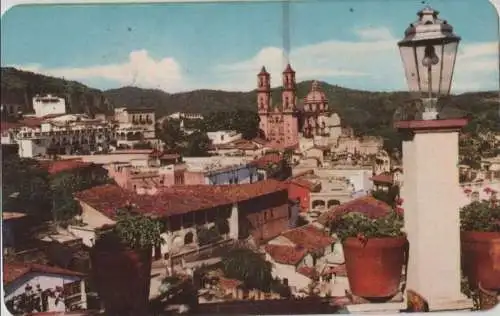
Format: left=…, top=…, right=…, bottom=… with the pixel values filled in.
left=2, top=67, right=498, bottom=146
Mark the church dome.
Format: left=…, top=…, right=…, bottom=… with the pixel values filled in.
left=304, top=81, right=327, bottom=104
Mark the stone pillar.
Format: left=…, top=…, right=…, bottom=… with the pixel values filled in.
left=229, top=203, right=239, bottom=240
left=395, top=119, right=471, bottom=311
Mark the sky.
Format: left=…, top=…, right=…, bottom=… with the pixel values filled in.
left=1, top=0, right=499, bottom=93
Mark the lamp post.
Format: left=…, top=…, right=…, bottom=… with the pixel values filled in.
left=398, top=6, right=461, bottom=120
left=394, top=7, right=471, bottom=311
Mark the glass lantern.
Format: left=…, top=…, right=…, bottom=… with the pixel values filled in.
left=398, top=6, right=461, bottom=120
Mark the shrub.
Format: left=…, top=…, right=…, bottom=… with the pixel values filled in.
left=330, top=211, right=405, bottom=241
left=460, top=200, right=500, bottom=232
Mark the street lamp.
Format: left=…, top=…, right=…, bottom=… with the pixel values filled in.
left=398, top=6, right=461, bottom=120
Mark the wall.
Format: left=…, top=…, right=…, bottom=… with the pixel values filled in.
left=240, top=192, right=290, bottom=244
left=288, top=182, right=310, bottom=211
left=206, top=165, right=258, bottom=185
left=207, top=131, right=242, bottom=145
left=268, top=259, right=311, bottom=292
left=33, top=95, right=66, bottom=117
left=4, top=273, right=86, bottom=311
left=18, top=139, right=47, bottom=158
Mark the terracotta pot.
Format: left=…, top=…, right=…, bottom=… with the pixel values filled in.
left=90, top=247, right=152, bottom=315
left=461, top=231, right=500, bottom=291
left=343, top=236, right=407, bottom=300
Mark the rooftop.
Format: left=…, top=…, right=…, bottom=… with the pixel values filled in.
left=281, top=225, right=336, bottom=253
left=264, top=244, right=308, bottom=266
left=74, top=179, right=288, bottom=219
left=318, top=195, right=396, bottom=226
left=3, top=262, right=85, bottom=286
left=371, top=172, right=394, bottom=184
left=38, top=159, right=95, bottom=175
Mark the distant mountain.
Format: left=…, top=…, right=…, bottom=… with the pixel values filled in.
left=2, top=67, right=498, bottom=140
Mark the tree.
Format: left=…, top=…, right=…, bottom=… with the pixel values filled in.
left=156, top=120, right=185, bottom=152
left=183, top=132, right=211, bottom=157
left=2, top=155, right=52, bottom=219
left=221, top=247, right=273, bottom=291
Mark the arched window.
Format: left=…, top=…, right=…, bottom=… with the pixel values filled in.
left=184, top=232, right=194, bottom=244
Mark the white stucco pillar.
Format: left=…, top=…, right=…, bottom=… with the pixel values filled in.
left=396, top=119, right=471, bottom=311
left=229, top=203, right=239, bottom=240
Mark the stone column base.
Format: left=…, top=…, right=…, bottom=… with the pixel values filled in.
left=427, top=296, right=473, bottom=312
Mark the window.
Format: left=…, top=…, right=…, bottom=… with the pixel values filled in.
left=64, top=281, right=81, bottom=297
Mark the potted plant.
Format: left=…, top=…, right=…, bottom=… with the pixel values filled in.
left=90, top=209, right=164, bottom=315
left=460, top=200, right=500, bottom=291
left=330, top=211, right=407, bottom=300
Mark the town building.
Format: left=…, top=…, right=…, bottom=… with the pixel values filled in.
left=257, top=65, right=300, bottom=149
left=71, top=179, right=294, bottom=260
left=3, top=262, right=87, bottom=313
left=33, top=94, right=67, bottom=117
left=166, top=112, right=204, bottom=121
left=0, top=103, right=161, bottom=158
left=207, top=130, right=242, bottom=145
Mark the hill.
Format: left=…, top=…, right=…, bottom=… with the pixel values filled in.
left=2, top=67, right=498, bottom=141
left=1, top=67, right=113, bottom=115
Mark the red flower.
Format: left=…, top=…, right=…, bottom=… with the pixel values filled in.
left=484, top=187, right=492, bottom=193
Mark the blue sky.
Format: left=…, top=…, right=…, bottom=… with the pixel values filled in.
left=1, top=0, right=498, bottom=93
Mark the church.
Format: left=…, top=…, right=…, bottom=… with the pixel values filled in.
left=257, top=64, right=343, bottom=150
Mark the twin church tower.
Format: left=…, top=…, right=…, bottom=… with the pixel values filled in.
left=257, top=64, right=334, bottom=149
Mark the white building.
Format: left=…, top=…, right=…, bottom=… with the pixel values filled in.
left=183, top=156, right=260, bottom=185
left=167, top=112, right=204, bottom=120
left=3, top=263, right=86, bottom=314
left=2, top=106, right=162, bottom=158
left=33, top=94, right=67, bottom=117
left=207, top=130, right=242, bottom=145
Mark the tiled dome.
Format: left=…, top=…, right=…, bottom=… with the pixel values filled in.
left=304, top=81, right=327, bottom=104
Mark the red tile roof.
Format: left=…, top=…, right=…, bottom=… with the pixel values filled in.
left=264, top=244, right=308, bottom=266
left=370, top=172, right=394, bottom=184
left=218, top=277, right=243, bottom=290
left=252, top=153, right=283, bottom=169
left=38, top=159, right=94, bottom=175
left=3, top=263, right=84, bottom=285
left=297, top=266, right=318, bottom=279
left=288, top=177, right=320, bottom=192
left=281, top=225, right=335, bottom=253
left=318, top=196, right=394, bottom=226
left=75, top=179, right=288, bottom=219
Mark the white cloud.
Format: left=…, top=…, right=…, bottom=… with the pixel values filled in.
left=213, top=26, right=498, bottom=93
left=10, top=27, right=498, bottom=93
left=13, top=50, right=185, bottom=92
left=452, top=42, right=498, bottom=92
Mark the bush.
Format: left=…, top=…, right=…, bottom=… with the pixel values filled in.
left=460, top=200, right=500, bottom=232
left=330, top=211, right=405, bottom=241
left=94, top=209, right=164, bottom=250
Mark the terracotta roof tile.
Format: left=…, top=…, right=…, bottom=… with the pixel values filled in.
left=218, top=277, right=243, bottom=290
left=3, top=262, right=84, bottom=285
left=318, top=196, right=394, bottom=226
left=297, top=266, right=318, bottom=279
left=38, top=159, right=94, bottom=175
left=252, top=153, right=283, bottom=169
left=264, top=244, right=308, bottom=266
left=370, top=172, right=394, bottom=184
left=75, top=179, right=288, bottom=219
left=281, top=225, right=335, bottom=253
